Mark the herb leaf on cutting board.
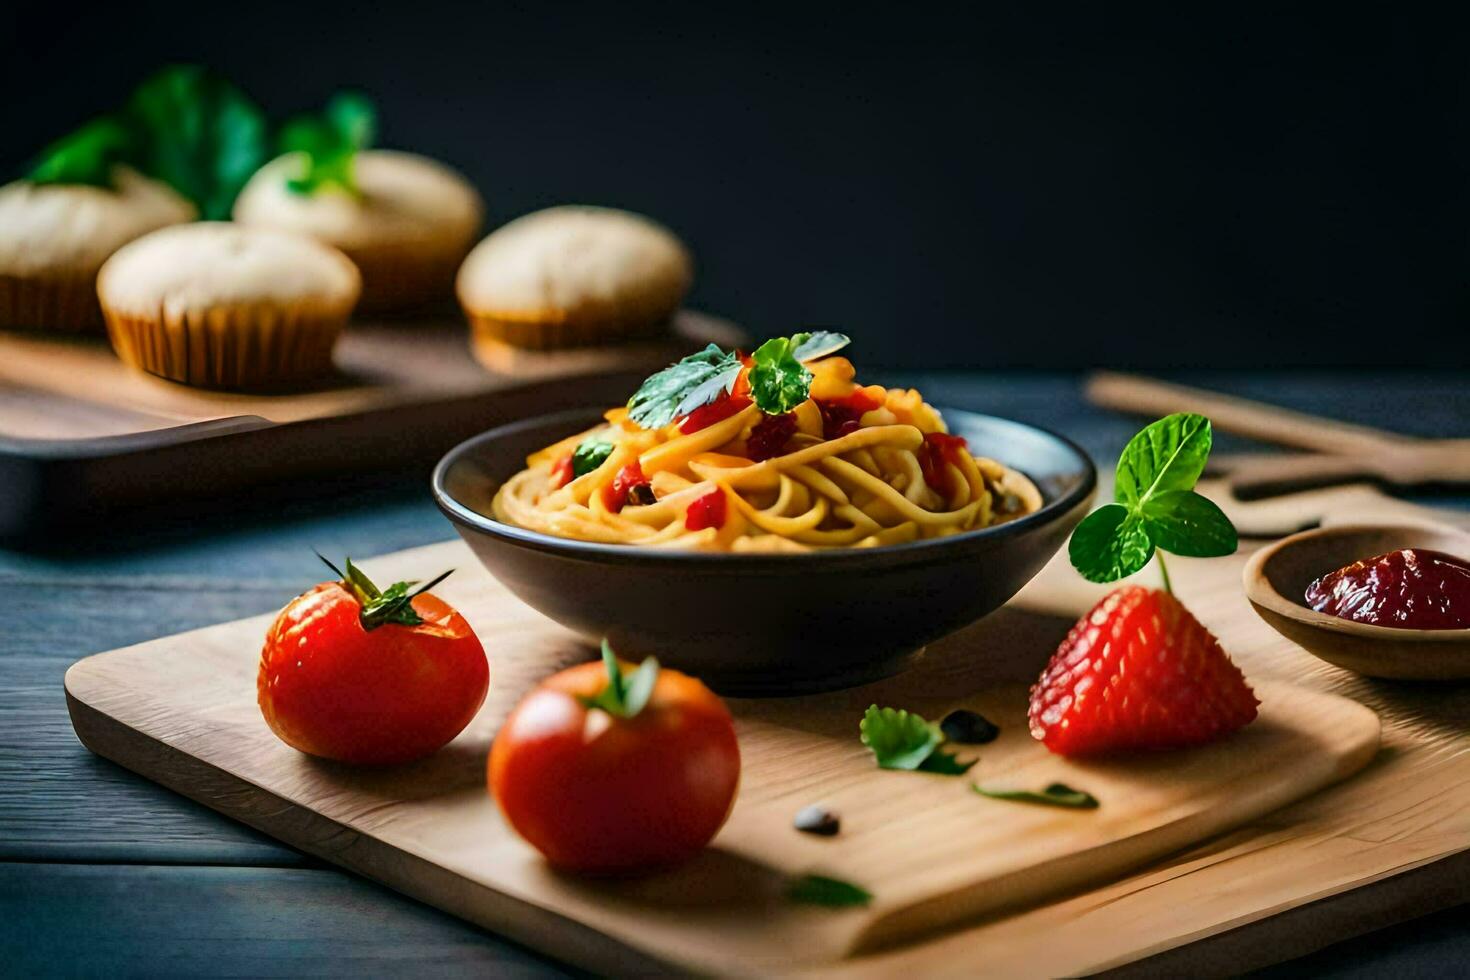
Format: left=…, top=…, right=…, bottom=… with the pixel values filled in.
left=786, top=874, right=873, bottom=908
left=860, top=705, right=975, bottom=775
left=1069, top=412, right=1237, bottom=584
left=973, top=782, right=1099, bottom=809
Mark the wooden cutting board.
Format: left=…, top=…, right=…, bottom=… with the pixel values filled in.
left=64, top=537, right=1405, bottom=976
left=0, top=311, right=739, bottom=537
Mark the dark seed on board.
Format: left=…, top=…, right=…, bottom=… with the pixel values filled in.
left=794, top=805, right=840, bottom=836
left=941, top=709, right=1000, bottom=744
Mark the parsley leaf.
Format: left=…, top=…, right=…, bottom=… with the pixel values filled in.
left=125, top=65, right=268, bottom=220
left=1069, top=413, right=1238, bottom=584
left=786, top=874, right=872, bottom=908
left=27, top=116, right=135, bottom=188
left=280, top=91, right=377, bottom=196
left=748, top=337, right=812, bottom=415
left=860, top=705, right=976, bottom=775
left=627, top=344, right=742, bottom=429
left=972, top=782, right=1099, bottom=809
left=789, top=331, right=850, bottom=362
left=571, top=437, right=615, bottom=478
left=579, top=639, right=660, bottom=719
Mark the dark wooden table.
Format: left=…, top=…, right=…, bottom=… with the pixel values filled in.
left=3, top=372, right=1467, bottom=977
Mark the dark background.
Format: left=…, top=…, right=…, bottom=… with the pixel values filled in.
left=6, top=4, right=1467, bottom=369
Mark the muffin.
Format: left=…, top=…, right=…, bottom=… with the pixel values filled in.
left=0, top=166, right=196, bottom=332
left=98, top=222, right=360, bottom=389
left=234, top=149, right=482, bottom=315
left=456, top=205, right=692, bottom=350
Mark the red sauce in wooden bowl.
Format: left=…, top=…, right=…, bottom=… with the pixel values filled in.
left=1305, top=548, right=1470, bottom=630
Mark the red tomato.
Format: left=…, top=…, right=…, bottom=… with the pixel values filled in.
left=489, top=656, right=740, bottom=875
left=258, top=571, right=489, bottom=765
left=549, top=453, right=575, bottom=489
left=678, top=393, right=751, bottom=433
left=600, top=461, right=651, bottom=513
left=917, top=431, right=969, bottom=497
left=685, top=487, right=727, bottom=530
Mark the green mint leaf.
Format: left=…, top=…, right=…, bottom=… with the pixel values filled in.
left=571, top=438, right=615, bottom=478
left=281, top=91, right=377, bottom=197
left=27, top=116, right=135, bottom=188
left=786, top=874, right=872, bottom=908
left=125, top=65, right=268, bottom=220
left=789, top=331, right=850, bottom=362
left=1068, top=413, right=1238, bottom=585
left=972, top=782, right=1099, bottom=809
left=1068, top=503, right=1155, bottom=583
left=1140, top=490, right=1238, bottom=557
left=326, top=92, right=376, bottom=149
left=628, top=344, right=741, bottom=429
left=861, top=705, right=941, bottom=770
left=749, top=337, right=812, bottom=415
left=579, top=639, right=659, bottom=719
left=917, top=749, right=977, bottom=775
left=1114, top=413, right=1212, bottom=509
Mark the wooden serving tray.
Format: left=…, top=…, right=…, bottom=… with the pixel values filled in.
left=67, top=531, right=1470, bottom=977
left=0, top=312, right=740, bottom=537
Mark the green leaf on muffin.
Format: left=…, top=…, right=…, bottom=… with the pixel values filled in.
left=125, top=65, right=269, bottom=220
left=280, top=92, right=378, bottom=197
left=628, top=344, right=742, bottom=430
left=27, top=116, right=136, bottom=188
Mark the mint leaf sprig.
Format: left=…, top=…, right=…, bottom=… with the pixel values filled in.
left=27, top=117, right=135, bottom=188
left=317, top=553, right=452, bottom=631
left=626, top=332, right=850, bottom=430
left=1069, top=413, right=1237, bottom=590
left=279, top=91, right=377, bottom=197
left=24, top=65, right=268, bottom=220
left=860, top=705, right=976, bottom=775
left=578, top=640, right=660, bottom=720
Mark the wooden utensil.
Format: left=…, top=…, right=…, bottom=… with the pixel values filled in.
left=1243, top=522, right=1470, bottom=680
left=1085, top=371, right=1470, bottom=498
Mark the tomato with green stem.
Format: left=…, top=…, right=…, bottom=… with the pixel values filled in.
left=258, top=555, right=489, bottom=765
left=489, top=642, right=740, bottom=875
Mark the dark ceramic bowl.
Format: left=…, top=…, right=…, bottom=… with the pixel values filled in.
left=432, top=408, right=1095, bottom=695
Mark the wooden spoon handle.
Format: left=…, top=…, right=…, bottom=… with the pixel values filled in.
left=1085, top=372, right=1414, bottom=455
left=1222, top=454, right=1390, bottom=500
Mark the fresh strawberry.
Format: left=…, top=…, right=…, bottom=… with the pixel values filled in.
left=1029, top=586, right=1258, bottom=756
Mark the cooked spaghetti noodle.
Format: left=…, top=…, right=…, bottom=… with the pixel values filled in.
left=492, top=353, right=1042, bottom=552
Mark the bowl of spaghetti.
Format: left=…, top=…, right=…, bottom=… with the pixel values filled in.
left=433, top=333, right=1095, bottom=694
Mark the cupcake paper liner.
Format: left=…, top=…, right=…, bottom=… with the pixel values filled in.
left=104, top=301, right=347, bottom=389
left=462, top=299, right=675, bottom=352
left=0, top=273, right=105, bottom=333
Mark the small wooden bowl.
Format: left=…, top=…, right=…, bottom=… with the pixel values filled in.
left=1243, top=523, right=1470, bottom=680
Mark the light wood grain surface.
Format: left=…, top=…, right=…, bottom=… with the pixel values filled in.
left=65, top=537, right=1390, bottom=976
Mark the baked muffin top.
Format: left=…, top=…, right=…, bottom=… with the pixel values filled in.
left=456, top=205, right=691, bottom=322
left=0, top=166, right=196, bottom=276
left=97, top=222, right=360, bottom=316
left=233, top=149, right=483, bottom=254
